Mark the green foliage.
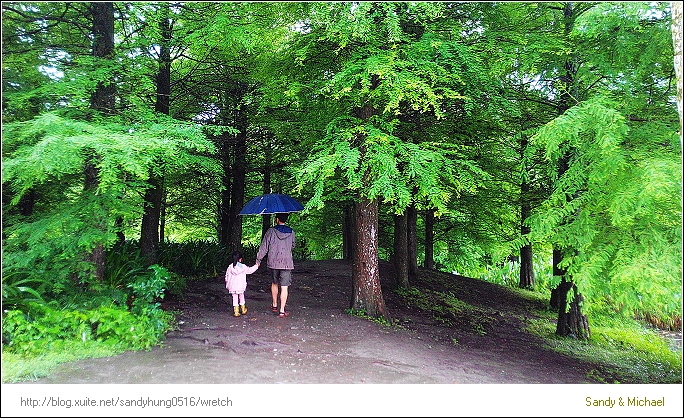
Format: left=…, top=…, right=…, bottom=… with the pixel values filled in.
left=127, top=264, right=168, bottom=316
left=2, top=304, right=174, bottom=356
left=104, top=242, right=151, bottom=291
left=396, top=286, right=493, bottom=334
left=2, top=343, right=117, bottom=383
left=2, top=112, right=218, bottom=285
left=518, top=98, right=682, bottom=322
left=297, top=116, right=489, bottom=216
left=527, top=313, right=682, bottom=384
left=1, top=2, right=680, bottom=379
left=344, top=307, right=393, bottom=327
left=158, top=240, right=230, bottom=279
left=285, top=2, right=495, bottom=217
left=460, top=252, right=556, bottom=293
left=1, top=270, right=48, bottom=313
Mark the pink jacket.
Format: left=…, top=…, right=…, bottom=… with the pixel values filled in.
left=224, top=262, right=259, bottom=294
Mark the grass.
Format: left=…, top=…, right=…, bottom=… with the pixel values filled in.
left=344, top=307, right=395, bottom=327
left=396, top=286, right=496, bottom=335
left=412, top=275, right=682, bottom=384
left=2, top=341, right=124, bottom=383
left=394, top=282, right=682, bottom=384
left=525, top=315, right=682, bottom=384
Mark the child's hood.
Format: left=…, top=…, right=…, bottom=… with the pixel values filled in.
left=226, top=262, right=247, bottom=275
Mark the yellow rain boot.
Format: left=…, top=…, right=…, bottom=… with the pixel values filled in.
left=233, top=306, right=241, bottom=317
left=240, top=305, right=247, bottom=315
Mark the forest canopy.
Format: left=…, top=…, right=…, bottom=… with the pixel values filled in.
left=2, top=2, right=681, bottom=340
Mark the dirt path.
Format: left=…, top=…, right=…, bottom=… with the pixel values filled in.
left=7, top=260, right=683, bottom=417
left=26, top=259, right=608, bottom=385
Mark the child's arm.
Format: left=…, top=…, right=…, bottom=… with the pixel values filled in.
left=246, top=263, right=259, bottom=274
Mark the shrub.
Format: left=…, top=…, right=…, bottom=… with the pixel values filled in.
left=2, top=304, right=174, bottom=355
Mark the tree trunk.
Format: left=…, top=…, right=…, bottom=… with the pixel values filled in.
left=84, top=1, right=115, bottom=283
left=392, top=212, right=409, bottom=288
left=343, top=202, right=354, bottom=260
left=348, top=79, right=389, bottom=320
left=351, top=197, right=389, bottom=320
left=140, top=173, right=163, bottom=265
left=89, top=2, right=116, bottom=114
left=549, top=3, right=590, bottom=337
left=115, top=216, right=125, bottom=244
left=519, top=134, right=534, bottom=289
left=554, top=277, right=590, bottom=339
left=407, top=204, right=419, bottom=276
left=228, top=131, right=246, bottom=252
left=261, top=141, right=272, bottom=239
left=159, top=179, right=166, bottom=243
left=424, top=208, right=434, bottom=270
left=83, top=150, right=105, bottom=282
left=519, top=240, right=533, bottom=289
left=550, top=248, right=564, bottom=309
left=17, top=188, right=36, bottom=217
left=219, top=140, right=232, bottom=244
left=140, top=7, right=171, bottom=266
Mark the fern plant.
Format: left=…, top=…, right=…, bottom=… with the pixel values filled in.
left=519, top=97, right=682, bottom=323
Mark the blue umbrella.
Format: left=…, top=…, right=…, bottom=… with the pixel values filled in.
left=239, top=193, right=304, bottom=215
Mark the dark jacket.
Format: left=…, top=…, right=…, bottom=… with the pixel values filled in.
left=256, top=224, right=295, bottom=270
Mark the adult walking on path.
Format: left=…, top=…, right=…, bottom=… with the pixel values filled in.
left=257, top=212, right=295, bottom=317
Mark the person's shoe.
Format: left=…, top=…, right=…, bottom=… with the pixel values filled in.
left=270, top=305, right=278, bottom=313
left=278, top=311, right=289, bottom=318
left=240, top=304, right=247, bottom=315
left=233, top=306, right=241, bottom=317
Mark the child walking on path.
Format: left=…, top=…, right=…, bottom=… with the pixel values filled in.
left=225, top=251, right=259, bottom=317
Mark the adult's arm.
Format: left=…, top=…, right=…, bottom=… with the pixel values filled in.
left=256, top=229, right=271, bottom=264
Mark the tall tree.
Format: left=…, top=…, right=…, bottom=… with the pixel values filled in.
left=84, top=1, right=116, bottom=282
left=423, top=208, right=435, bottom=270
left=140, top=3, right=172, bottom=265
left=392, top=204, right=409, bottom=289
left=2, top=1, right=218, bottom=289
left=406, top=204, right=419, bottom=275
left=504, top=1, right=680, bottom=332
left=291, top=2, right=491, bottom=319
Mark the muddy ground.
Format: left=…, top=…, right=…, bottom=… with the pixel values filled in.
left=24, top=259, right=666, bottom=385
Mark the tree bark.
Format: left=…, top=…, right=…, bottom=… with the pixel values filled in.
left=83, top=150, right=105, bottom=283
left=140, top=6, right=171, bottom=266
left=261, top=140, right=272, bottom=239
left=219, top=136, right=232, bottom=244
left=424, top=208, right=434, bottom=270
left=89, top=2, right=115, bottom=114
left=350, top=95, right=389, bottom=320
left=228, top=130, right=246, bottom=252
left=554, top=277, right=590, bottom=339
left=140, top=173, right=163, bottom=265
left=407, top=204, right=419, bottom=276
left=159, top=187, right=166, bottom=243
left=343, top=202, right=354, bottom=260
left=114, top=216, right=125, bottom=244
left=548, top=2, right=589, bottom=339
left=392, top=212, right=409, bottom=288
left=519, top=133, right=534, bottom=289
left=84, top=1, right=115, bottom=283
left=17, top=188, right=36, bottom=217
left=351, top=196, right=389, bottom=319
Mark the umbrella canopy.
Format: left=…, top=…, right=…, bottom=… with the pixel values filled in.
left=238, top=193, right=304, bottom=215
